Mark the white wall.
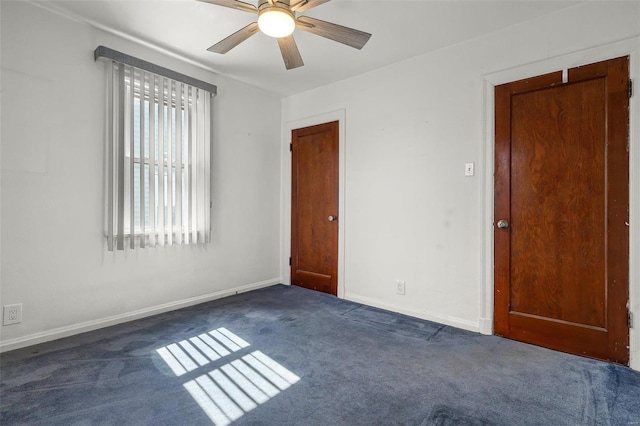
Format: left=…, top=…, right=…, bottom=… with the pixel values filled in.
left=281, top=1, right=640, bottom=370
left=0, top=1, right=282, bottom=350
left=3, top=0, right=639, bottom=372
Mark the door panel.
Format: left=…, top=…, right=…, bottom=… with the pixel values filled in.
left=510, top=78, right=607, bottom=328
left=494, top=57, right=629, bottom=364
left=291, top=121, right=339, bottom=295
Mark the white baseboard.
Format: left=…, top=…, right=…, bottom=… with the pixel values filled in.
left=478, top=318, right=493, bottom=335
left=344, top=293, right=481, bottom=333
left=0, top=278, right=281, bottom=353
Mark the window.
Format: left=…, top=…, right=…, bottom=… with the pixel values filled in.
left=101, top=48, right=216, bottom=250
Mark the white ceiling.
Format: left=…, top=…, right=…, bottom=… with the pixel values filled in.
left=38, top=0, right=580, bottom=96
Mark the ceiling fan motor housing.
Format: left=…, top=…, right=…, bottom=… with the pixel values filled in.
left=258, top=0, right=293, bottom=12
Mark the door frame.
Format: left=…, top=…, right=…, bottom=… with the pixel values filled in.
left=281, top=110, right=346, bottom=298
left=481, top=38, right=640, bottom=369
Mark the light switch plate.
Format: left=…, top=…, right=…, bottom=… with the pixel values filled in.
left=465, top=162, right=475, bottom=177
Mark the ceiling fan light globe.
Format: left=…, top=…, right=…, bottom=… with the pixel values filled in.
left=258, top=8, right=295, bottom=38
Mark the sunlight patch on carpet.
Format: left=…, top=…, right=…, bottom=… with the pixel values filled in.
left=156, top=328, right=300, bottom=425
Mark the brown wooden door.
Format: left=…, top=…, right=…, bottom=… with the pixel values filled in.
left=494, top=57, right=630, bottom=364
left=291, top=121, right=339, bottom=295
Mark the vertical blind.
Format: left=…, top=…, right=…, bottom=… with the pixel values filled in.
left=105, top=59, right=214, bottom=251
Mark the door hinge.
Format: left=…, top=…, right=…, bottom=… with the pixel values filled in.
left=629, top=79, right=633, bottom=98
left=290, top=143, right=293, bottom=152
left=289, top=257, right=292, bottom=266
left=629, top=311, right=634, bottom=329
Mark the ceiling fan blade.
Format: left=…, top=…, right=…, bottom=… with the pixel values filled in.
left=277, top=35, right=304, bottom=70
left=197, top=0, right=257, bottom=13
left=290, top=0, right=331, bottom=13
left=296, top=16, right=371, bottom=50
left=208, top=22, right=260, bottom=54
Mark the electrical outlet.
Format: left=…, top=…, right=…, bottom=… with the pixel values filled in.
left=3, top=304, right=23, bottom=325
left=396, top=280, right=406, bottom=296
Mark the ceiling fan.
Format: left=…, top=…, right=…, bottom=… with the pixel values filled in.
left=198, top=0, right=372, bottom=70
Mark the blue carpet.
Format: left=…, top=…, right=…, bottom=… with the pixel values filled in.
left=1, top=284, right=639, bottom=425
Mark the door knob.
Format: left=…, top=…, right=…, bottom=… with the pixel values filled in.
left=328, top=215, right=337, bottom=222
left=497, top=219, right=509, bottom=229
